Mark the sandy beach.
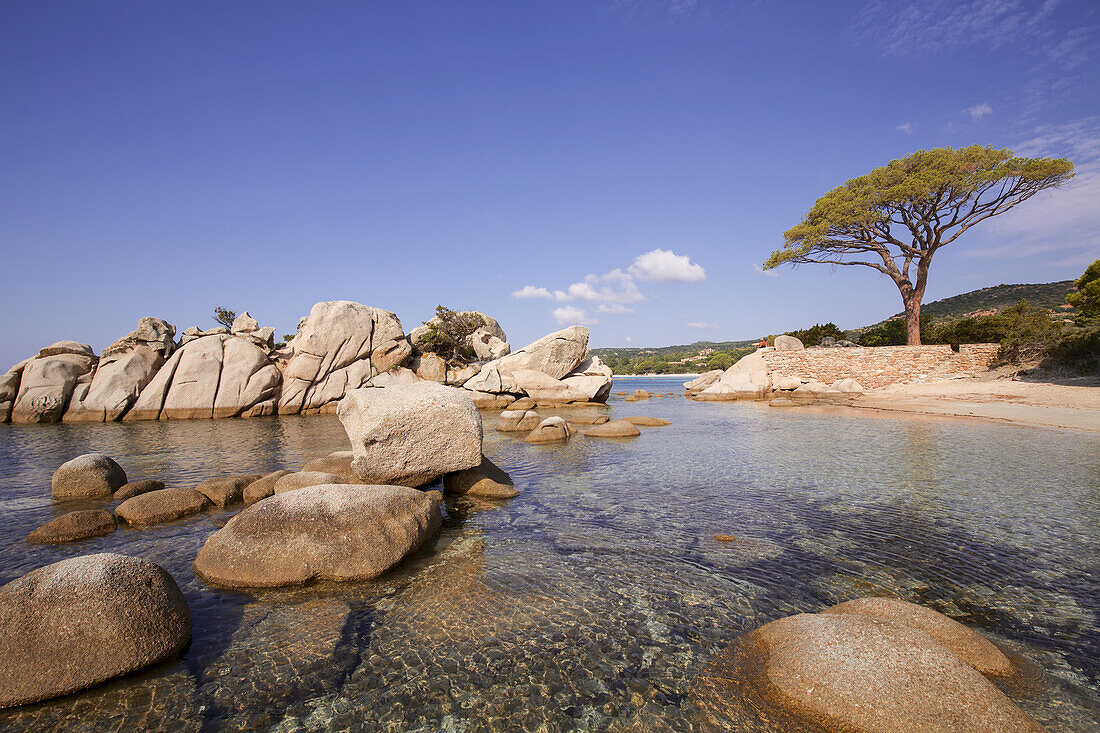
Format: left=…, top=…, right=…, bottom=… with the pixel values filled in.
left=849, top=378, right=1100, bottom=433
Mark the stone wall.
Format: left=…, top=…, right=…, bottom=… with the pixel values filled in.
left=761, top=344, right=1000, bottom=389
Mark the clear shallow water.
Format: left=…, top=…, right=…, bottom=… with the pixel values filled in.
left=0, top=375, right=1097, bottom=731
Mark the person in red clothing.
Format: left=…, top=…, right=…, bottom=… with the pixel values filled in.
left=757, top=337, right=769, bottom=349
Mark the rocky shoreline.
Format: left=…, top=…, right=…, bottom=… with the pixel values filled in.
left=0, top=303, right=613, bottom=425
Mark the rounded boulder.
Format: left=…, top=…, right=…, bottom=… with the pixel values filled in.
left=0, top=553, right=191, bottom=708
left=193, top=484, right=443, bottom=588
left=51, top=453, right=127, bottom=499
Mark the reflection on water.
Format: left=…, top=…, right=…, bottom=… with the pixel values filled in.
left=0, top=376, right=1097, bottom=731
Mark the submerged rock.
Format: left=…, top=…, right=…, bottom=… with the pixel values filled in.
left=824, top=597, right=1016, bottom=679
left=693, top=602, right=1041, bottom=733
left=623, top=416, right=671, bottom=426
left=0, top=553, right=191, bottom=708
left=115, top=488, right=210, bottom=526
left=302, top=452, right=358, bottom=483
left=195, top=474, right=262, bottom=508
left=113, top=479, right=165, bottom=501
left=338, top=382, right=482, bottom=487
left=272, top=471, right=343, bottom=494
left=443, top=456, right=518, bottom=499
left=242, top=469, right=294, bottom=505
left=52, top=453, right=128, bottom=499
left=583, top=420, right=641, bottom=439
left=27, top=510, right=117, bottom=544
left=193, top=484, right=443, bottom=588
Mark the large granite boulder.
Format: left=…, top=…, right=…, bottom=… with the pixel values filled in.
left=302, top=452, right=358, bottom=483
left=511, top=369, right=589, bottom=403
left=699, top=351, right=770, bottom=399
left=496, top=409, right=542, bottom=432
left=65, top=317, right=178, bottom=422
left=774, top=334, right=805, bottom=351
left=125, top=334, right=280, bottom=420
left=468, top=327, right=510, bottom=360
left=279, top=301, right=411, bottom=415
left=693, top=605, right=1041, bottom=733
left=584, top=420, right=641, bottom=438
left=465, top=326, right=589, bottom=394
left=193, top=484, right=443, bottom=588
left=52, top=453, right=128, bottom=499
left=560, top=355, right=613, bottom=403
left=9, top=343, right=98, bottom=424
left=0, top=553, right=191, bottom=708
left=338, top=382, right=483, bottom=487
left=230, top=312, right=276, bottom=351
left=27, top=510, right=118, bottom=544
left=684, top=369, right=722, bottom=395
left=410, top=353, right=447, bottom=383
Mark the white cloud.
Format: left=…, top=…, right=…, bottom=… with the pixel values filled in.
left=598, top=303, right=634, bottom=314
left=964, top=102, right=993, bottom=119
left=552, top=306, right=596, bottom=326
left=511, top=285, right=552, bottom=299
left=624, top=336, right=633, bottom=343
left=551, top=272, right=644, bottom=304
left=686, top=321, right=715, bottom=329
left=752, top=263, right=780, bottom=278
left=627, top=249, right=706, bottom=282
left=896, top=122, right=915, bottom=134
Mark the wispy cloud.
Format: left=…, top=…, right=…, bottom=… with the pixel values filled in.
left=511, top=248, right=706, bottom=325
left=896, top=122, right=915, bottom=134
left=964, top=117, right=1100, bottom=265
left=752, top=263, right=780, bottom=278
left=686, top=321, right=716, bottom=330
left=964, top=102, right=993, bottom=119
left=552, top=306, right=597, bottom=326
left=855, top=0, right=1062, bottom=57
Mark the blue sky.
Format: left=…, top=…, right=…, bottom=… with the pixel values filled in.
left=2, top=0, right=1098, bottom=366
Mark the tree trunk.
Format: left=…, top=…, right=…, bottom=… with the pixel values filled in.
left=903, top=292, right=922, bottom=346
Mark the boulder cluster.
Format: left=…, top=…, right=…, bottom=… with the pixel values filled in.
left=1, top=303, right=613, bottom=424
left=5, top=381, right=534, bottom=708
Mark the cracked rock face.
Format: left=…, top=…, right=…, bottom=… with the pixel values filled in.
left=124, top=335, right=280, bottom=421
left=10, top=351, right=97, bottom=424
left=470, top=326, right=588, bottom=384
left=279, top=301, right=411, bottom=415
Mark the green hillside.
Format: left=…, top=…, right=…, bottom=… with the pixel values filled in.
left=871, top=280, right=1077, bottom=327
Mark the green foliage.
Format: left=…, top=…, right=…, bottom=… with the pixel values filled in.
left=767, top=146, right=1074, bottom=270
left=212, top=306, right=236, bottom=329
left=979, top=301, right=1065, bottom=363
left=706, top=352, right=735, bottom=370
left=1066, top=259, right=1100, bottom=325
left=282, top=334, right=295, bottom=343
left=419, top=306, right=487, bottom=364
left=783, top=322, right=845, bottom=346
left=1041, top=326, right=1100, bottom=374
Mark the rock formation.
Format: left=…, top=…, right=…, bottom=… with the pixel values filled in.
left=125, top=334, right=281, bottom=420
left=52, top=453, right=128, bottom=499
left=10, top=342, right=97, bottom=424
left=0, top=553, right=191, bottom=708
left=65, top=318, right=176, bottom=422
left=279, top=301, right=411, bottom=415
left=696, top=351, right=770, bottom=400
